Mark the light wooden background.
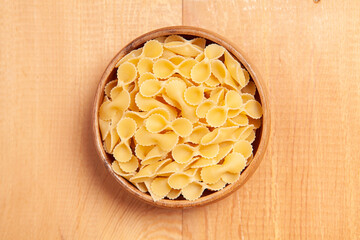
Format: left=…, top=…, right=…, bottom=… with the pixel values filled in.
left=1, top=0, right=359, bottom=239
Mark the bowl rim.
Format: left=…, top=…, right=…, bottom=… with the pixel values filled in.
left=92, top=26, right=271, bottom=208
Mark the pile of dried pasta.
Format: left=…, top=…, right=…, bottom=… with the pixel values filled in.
left=98, top=35, right=262, bottom=201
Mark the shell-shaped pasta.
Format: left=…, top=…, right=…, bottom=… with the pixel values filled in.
left=169, top=55, right=185, bottom=65
left=204, top=44, right=225, bottom=60
left=172, top=143, right=219, bottom=163
left=211, top=60, right=227, bottom=84
left=166, top=188, right=182, bottom=199
left=117, top=62, right=137, bottom=84
left=178, top=58, right=197, bottom=78
left=233, top=140, right=253, bottom=159
left=161, top=49, right=178, bottom=59
left=230, top=114, right=248, bottom=126
left=191, top=61, right=211, bottom=83
left=168, top=172, right=193, bottom=189
left=142, top=40, right=163, bottom=59
left=181, top=182, right=205, bottom=201
left=134, top=93, right=178, bottom=118
left=104, top=79, right=117, bottom=98
left=157, top=161, right=186, bottom=176
left=187, top=125, right=210, bottom=144
left=241, top=81, right=256, bottom=95
left=204, top=74, right=221, bottom=87
left=113, top=142, right=132, bottom=163
left=245, top=130, right=256, bottom=143
left=206, top=179, right=227, bottom=191
left=137, top=58, right=154, bottom=75
left=196, top=100, right=216, bottom=118
left=115, top=48, right=142, bottom=68
left=241, top=93, right=255, bottom=103
left=150, top=177, right=171, bottom=198
left=138, top=72, right=157, bottom=85
left=99, top=89, right=130, bottom=121
left=172, top=144, right=194, bottom=164
left=130, top=158, right=171, bottom=183
left=118, top=155, right=139, bottom=173
left=225, top=90, right=243, bottom=109
left=116, top=117, right=137, bottom=140
left=139, top=79, right=163, bottom=97
left=164, top=35, right=203, bottom=57
left=134, top=126, right=179, bottom=152
left=244, top=100, right=263, bottom=119
left=201, top=165, right=223, bottom=184
left=99, top=118, right=111, bottom=140
left=184, top=86, right=204, bottom=106
left=223, top=152, right=246, bottom=173
left=221, top=172, right=240, bottom=184
left=112, top=161, right=135, bottom=180
left=153, top=59, right=175, bottom=79
left=145, top=114, right=168, bottom=133
left=206, top=106, right=227, bottom=127
left=171, top=118, right=193, bottom=137
left=165, top=78, right=198, bottom=122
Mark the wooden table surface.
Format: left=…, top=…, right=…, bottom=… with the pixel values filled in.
left=1, top=0, right=359, bottom=239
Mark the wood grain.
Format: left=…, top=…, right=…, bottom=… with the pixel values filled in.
left=183, top=0, right=360, bottom=240
left=0, top=0, right=359, bottom=239
left=0, top=0, right=182, bottom=239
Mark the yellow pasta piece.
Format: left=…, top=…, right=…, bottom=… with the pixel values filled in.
left=201, top=152, right=246, bottom=184
left=206, top=179, right=227, bottom=191
left=134, top=92, right=178, bottom=118
left=104, top=79, right=118, bottom=98
left=244, top=100, right=263, bottom=119
left=224, top=51, right=248, bottom=87
left=206, top=106, right=228, bottom=127
left=172, top=143, right=219, bottom=164
left=99, top=88, right=130, bottom=121
left=225, top=90, right=243, bottom=109
left=184, top=86, right=204, bottom=106
left=164, top=78, right=198, bottom=122
left=191, top=60, right=211, bottom=83
left=153, top=58, right=197, bottom=79
left=115, top=48, right=142, bottom=68
left=241, top=81, right=256, bottom=95
left=168, top=169, right=198, bottom=189
left=221, top=172, right=240, bottom=184
left=141, top=40, right=163, bottom=59
left=166, top=188, right=182, bottom=199
left=134, top=126, right=179, bottom=152
left=145, top=114, right=193, bottom=137
left=233, top=140, right=253, bottom=159
left=182, top=182, right=205, bottom=201
left=130, top=158, right=171, bottom=183
left=137, top=57, right=154, bottom=75
left=117, top=62, right=137, bottom=84
left=196, top=100, right=216, bottom=118
left=186, top=125, right=210, bottom=144
left=204, top=44, right=226, bottom=60
left=241, top=93, right=255, bottom=103
left=245, top=130, right=256, bottom=143
left=118, top=155, right=139, bottom=173
left=164, top=35, right=205, bottom=57
left=99, top=118, right=111, bottom=141
left=124, top=107, right=172, bottom=128
left=112, top=161, right=135, bottom=180
left=190, top=141, right=233, bottom=168
left=151, top=177, right=171, bottom=198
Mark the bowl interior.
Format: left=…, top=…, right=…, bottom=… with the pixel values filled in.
left=93, top=26, right=270, bottom=208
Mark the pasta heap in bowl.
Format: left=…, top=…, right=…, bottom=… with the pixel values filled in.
left=98, top=35, right=262, bottom=201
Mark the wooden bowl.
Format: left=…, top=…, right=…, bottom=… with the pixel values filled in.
left=92, top=26, right=270, bottom=208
